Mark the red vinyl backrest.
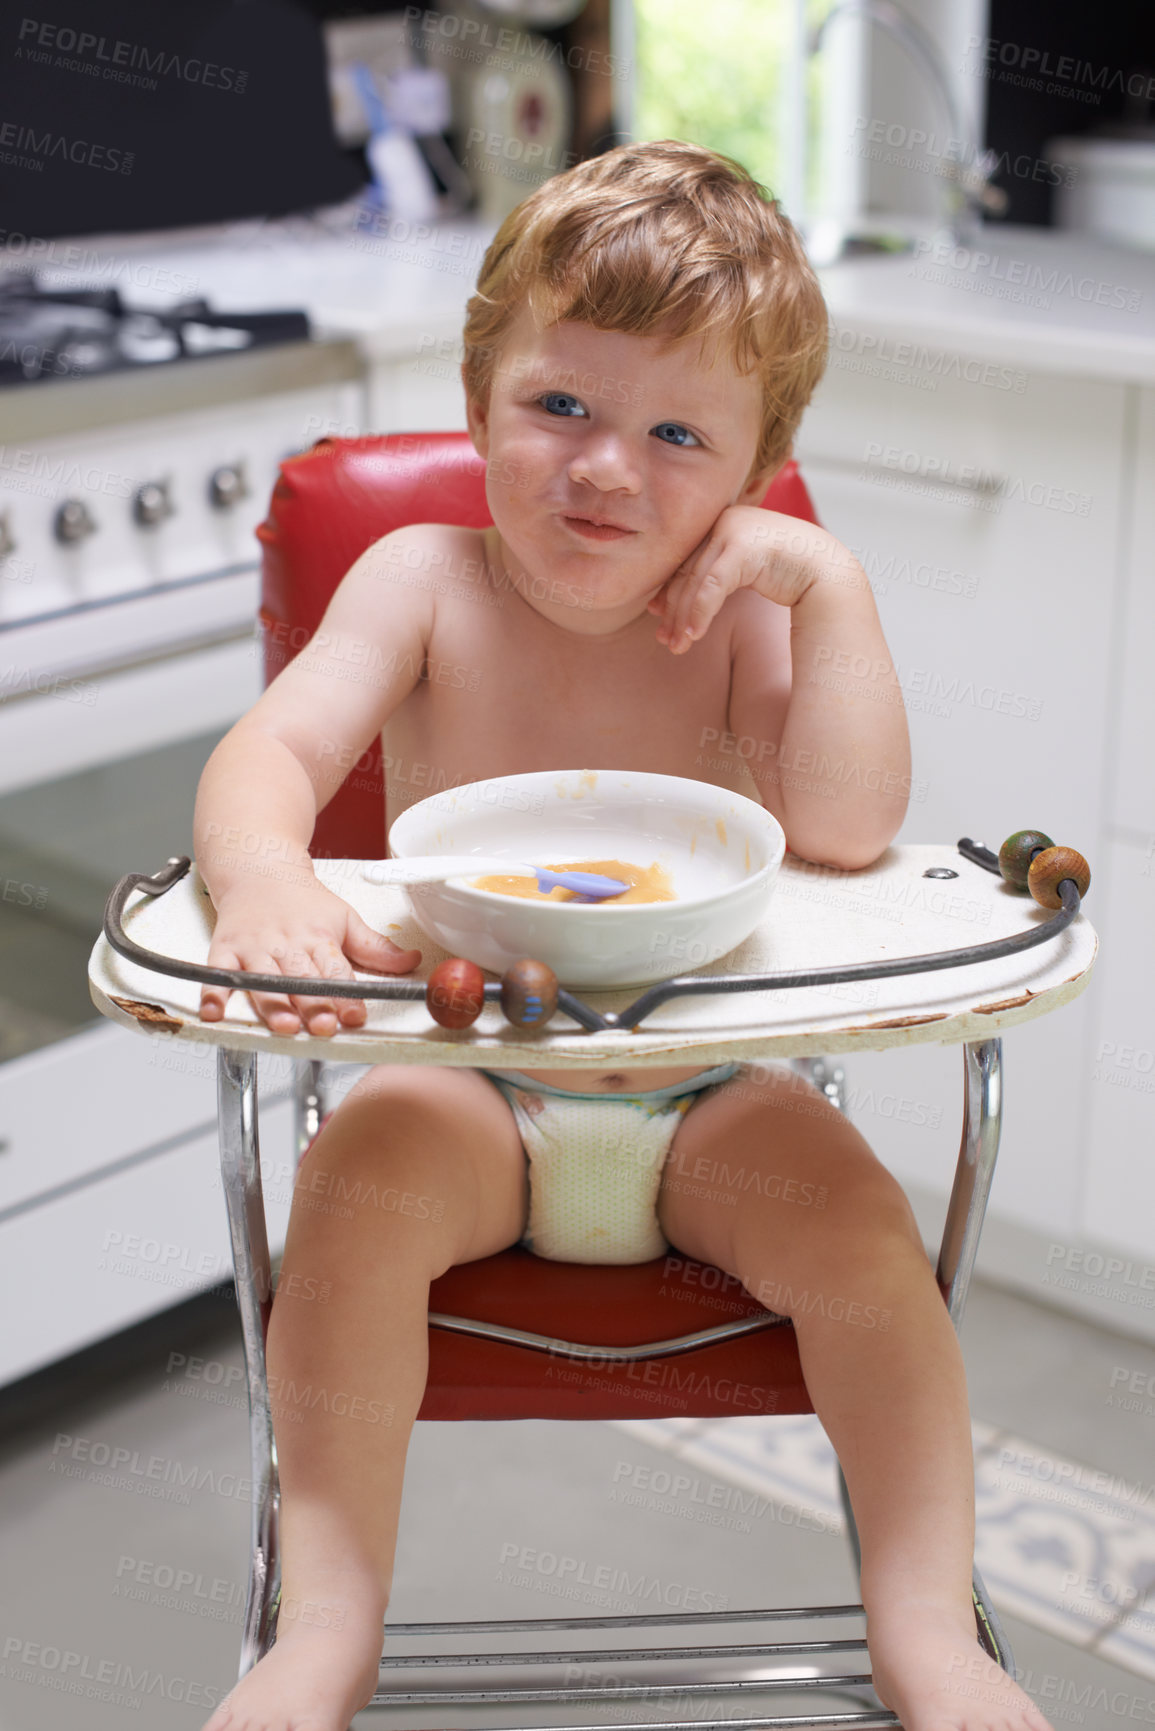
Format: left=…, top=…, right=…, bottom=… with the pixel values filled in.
left=256, top=432, right=821, bottom=860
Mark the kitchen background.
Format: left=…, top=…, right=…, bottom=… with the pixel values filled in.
left=1, top=0, right=1154, bottom=1723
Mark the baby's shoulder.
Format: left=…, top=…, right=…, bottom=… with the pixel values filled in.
left=368, top=520, right=491, bottom=603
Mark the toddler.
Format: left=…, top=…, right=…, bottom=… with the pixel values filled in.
left=194, top=140, right=1051, bottom=1731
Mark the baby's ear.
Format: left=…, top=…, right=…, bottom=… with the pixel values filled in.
left=464, top=388, right=489, bottom=457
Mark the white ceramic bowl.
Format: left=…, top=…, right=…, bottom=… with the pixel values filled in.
left=383, top=769, right=785, bottom=989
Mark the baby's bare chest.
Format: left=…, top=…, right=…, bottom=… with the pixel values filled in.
left=383, top=571, right=759, bottom=817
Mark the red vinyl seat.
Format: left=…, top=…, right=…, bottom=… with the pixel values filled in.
left=258, top=431, right=823, bottom=1423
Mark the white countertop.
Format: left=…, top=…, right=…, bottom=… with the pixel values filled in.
left=816, top=226, right=1155, bottom=386
left=4, top=202, right=502, bottom=364
left=7, top=201, right=1155, bottom=384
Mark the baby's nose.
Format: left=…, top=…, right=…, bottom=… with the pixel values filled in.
left=568, top=434, right=641, bottom=489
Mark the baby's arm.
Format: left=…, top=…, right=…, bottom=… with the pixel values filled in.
left=735, top=532, right=910, bottom=869
left=650, top=506, right=910, bottom=870
left=192, top=526, right=449, bottom=1035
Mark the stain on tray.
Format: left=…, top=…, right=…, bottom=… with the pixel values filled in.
left=972, top=990, right=1037, bottom=1014
left=110, top=996, right=184, bottom=1033
left=846, top=1012, right=951, bottom=1031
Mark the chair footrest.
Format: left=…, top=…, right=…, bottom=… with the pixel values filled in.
left=383, top=1603, right=867, bottom=1636
left=367, top=1702, right=897, bottom=1730
left=373, top=1603, right=896, bottom=1722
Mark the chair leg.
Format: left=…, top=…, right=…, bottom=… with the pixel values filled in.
left=939, top=1040, right=1015, bottom=1671
left=792, top=1054, right=846, bottom=1114
left=292, top=1057, right=326, bottom=1164
left=829, top=1042, right=1013, bottom=1674
left=217, top=1046, right=280, bottom=1681
left=837, top=1461, right=862, bottom=1578
left=973, top=1565, right=1015, bottom=1671
left=937, top=1039, right=1003, bottom=1330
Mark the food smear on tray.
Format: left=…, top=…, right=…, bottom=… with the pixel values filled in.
left=469, top=858, right=675, bottom=903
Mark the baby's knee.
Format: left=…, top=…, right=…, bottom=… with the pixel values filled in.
left=737, top=1162, right=923, bottom=1293
left=317, top=1065, right=458, bottom=1150
left=292, top=1144, right=449, bottom=1228
left=294, top=1080, right=449, bottom=1207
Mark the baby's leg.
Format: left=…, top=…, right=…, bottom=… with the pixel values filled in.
left=203, top=1064, right=528, bottom=1731
left=657, top=1064, right=1051, bottom=1731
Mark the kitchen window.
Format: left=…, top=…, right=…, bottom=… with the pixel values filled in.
left=627, top=0, right=837, bottom=221
left=626, top=0, right=988, bottom=242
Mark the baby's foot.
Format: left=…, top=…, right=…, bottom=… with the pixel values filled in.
left=201, top=1601, right=383, bottom=1731
left=868, top=1604, right=1053, bottom=1731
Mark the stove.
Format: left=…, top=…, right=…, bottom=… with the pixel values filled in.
left=0, top=271, right=312, bottom=386
left=0, top=271, right=366, bottom=709
left=0, top=271, right=369, bottom=1383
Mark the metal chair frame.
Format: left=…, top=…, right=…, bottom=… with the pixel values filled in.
left=217, top=1036, right=1012, bottom=1730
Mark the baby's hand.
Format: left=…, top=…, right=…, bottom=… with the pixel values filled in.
left=647, top=506, right=829, bottom=652
left=199, top=878, right=422, bottom=1037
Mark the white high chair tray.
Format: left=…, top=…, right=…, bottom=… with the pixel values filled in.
left=88, top=844, right=1096, bottom=1068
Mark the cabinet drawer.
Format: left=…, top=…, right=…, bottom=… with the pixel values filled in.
left=0, top=1093, right=294, bottom=1386
left=0, top=1019, right=294, bottom=1215
left=798, top=353, right=1122, bottom=497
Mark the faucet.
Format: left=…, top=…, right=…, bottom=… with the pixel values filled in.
left=806, top=0, right=1007, bottom=260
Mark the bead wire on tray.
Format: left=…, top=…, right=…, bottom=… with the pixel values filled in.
left=101, top=834, right=1090, bottom=1035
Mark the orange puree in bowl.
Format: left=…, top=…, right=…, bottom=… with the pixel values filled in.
left=468, top=858, right=675, bottom=904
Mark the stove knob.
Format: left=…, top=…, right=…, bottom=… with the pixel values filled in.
left=54, top=499, right=97, bottom=544
left=133, top=478, right=174, bottom=528
left=209, top=461, right=250, bottom=511
left=0, top=511, right=16, bottom=558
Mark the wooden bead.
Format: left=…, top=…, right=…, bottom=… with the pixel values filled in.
left=426, top=958, right=486, bottom=1029
left=998, top=830, right=1055, bottom=890
left=1028, top=846, right=1091, bottom=909
left=500, top=957, right=559, bottom=1029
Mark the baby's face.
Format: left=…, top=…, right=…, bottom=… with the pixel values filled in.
left=466, top=307, right=768, bottom=634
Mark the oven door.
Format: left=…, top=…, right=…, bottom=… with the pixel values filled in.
left=0, top=635, right=305, bottom=1386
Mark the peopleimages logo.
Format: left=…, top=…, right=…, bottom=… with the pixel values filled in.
left=963, top=34, right=1155, bottom=105
left=0, top=119, right=132, bottom=173
left=16, top=18, right=249, bottom=94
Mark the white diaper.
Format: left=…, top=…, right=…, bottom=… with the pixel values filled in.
left=481, top=1064, right=740, bottom=1264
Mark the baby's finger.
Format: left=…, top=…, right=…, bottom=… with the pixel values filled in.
left=664, top=571, right=711, bottom=651
left=678, top=567, right=729, bottom=646
left=239, top=948, right=316, bottom=1035
left=303, top=937, right=367, bottom=1030
left=653, top=572, right=690, bottom=645
left=270, top=943, right=345, bottom=1036
left=344, top=911, right=423, bottom=980
left=200, top=950, right=239, bottom=1021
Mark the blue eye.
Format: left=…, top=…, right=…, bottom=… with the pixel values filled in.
left=541, top=392, right=586, bottom=416
left=653, top=422, right=700, bottom=447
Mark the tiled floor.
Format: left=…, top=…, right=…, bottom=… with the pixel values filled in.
left=1, top=1276, right=1153, bottom=1730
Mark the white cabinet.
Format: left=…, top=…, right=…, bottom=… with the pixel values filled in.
left=0, top=1020, right=218, bottom=1214
left=1082, top=837, right=1155, bottom=1259
left=0, top=1028, right=298, bottom=1384
left=1080, top=385, right=1155, bottom=1260
left=368, top=348, right=470, bottom=435
left=1110, top=386, right=1155, bottom=838
left=794, top=359, right=1141, bottom=1307
left=794, top=363, right=1126, bottom=848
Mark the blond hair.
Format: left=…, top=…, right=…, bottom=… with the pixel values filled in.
left=462, top=139, right=828, bottom=487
